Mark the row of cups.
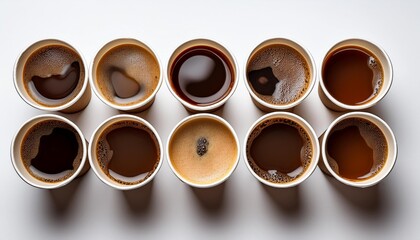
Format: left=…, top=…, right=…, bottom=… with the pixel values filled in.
left=13, top=37, right=393, bottom=113
left=11, top=111, right=397, bottom=190
left=11, top=37, right=397, bottom=190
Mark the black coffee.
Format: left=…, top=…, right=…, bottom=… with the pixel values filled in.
left=322, top=46, right=383, bottom=105
left=326, top=117, right=387, bottom=181
left=96, top=44, right=160, bottom=106
left=170, top=46, right=234, bottom=106
left=24, top=45, right=85, bottom=106
left=246, top=118, right=312, bottom=183
left=247, top=44, right=310, bottom=105
left=96, top=121, right=160, bottom=185
left=21, top=120, right=83, bottom=183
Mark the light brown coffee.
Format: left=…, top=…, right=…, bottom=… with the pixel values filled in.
left=96, top=44, right=160, bottom=106
left=168, top=117, right=238, bottom=185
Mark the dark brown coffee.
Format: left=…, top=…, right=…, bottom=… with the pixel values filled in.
left=96, top=121, right=160, bottom=185
left=326, top=117, right=387, bottom=181
left=96, top=44, right=160, bottom=106
left=322, top=46, right=384, bottom=105
left=21, top=120, right=83, bottom=183
left=247, top=44, right=310, bottom=105
left=246, top=118, right=312, bottom=183
left=169, top=46, right=234, bottom=106
left=23, top=45, right=85, bottom=107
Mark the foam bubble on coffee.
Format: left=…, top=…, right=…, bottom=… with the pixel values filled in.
left=247, top=45, right=310, bottom=105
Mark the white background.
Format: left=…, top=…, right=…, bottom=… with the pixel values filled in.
left=0, top=0, right=418, bottom=239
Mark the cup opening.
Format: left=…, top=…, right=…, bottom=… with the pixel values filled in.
left=244, top=38, right=316, bottom=111
left=11, top=114, right=87, bottom=189
left=90, top=38, right=163, bottom=112
left=88, top=114, right=163, bottom=190
left=319, top=38, right=393, bottom=111
left=14, top=39, right=89, bottom=112
left=243, top=112, right=320, bottom=188
left=321, top=112, right=397, bottom=187
left=166, top=39, right=239, bottom=112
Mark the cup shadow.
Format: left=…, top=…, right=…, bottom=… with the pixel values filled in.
left=121, top=180, right=154, bottom=216
left=47, top=175, right=85, bottom=217
left=323, top=174, right=392, bottom=218
left=190, top=181, right=227, bottom=215
left=261, top=183, right=302, bottom=217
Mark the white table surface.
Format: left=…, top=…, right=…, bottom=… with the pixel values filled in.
left=1, top=0, right=418, bottom=239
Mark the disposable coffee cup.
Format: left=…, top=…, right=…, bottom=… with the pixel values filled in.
left=167, top=114, right=240, bottom=188
left=89, top=115, right=163, bottom=190
left=11, top=114, right=89, bottom=189
left=244, top=112, right=320, bottom=188
left=90, top=38, right=163, bottom=112
left=318, top=112, right=397, bottom=188
left=14, top=39, right=91, bottom=113
left=166, top=39, right=239, bottom=113
left=244, top=38, right=316, bottom=112
left=318, top=38, right=393, bottom=111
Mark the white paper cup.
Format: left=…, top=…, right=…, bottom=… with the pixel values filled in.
left=319, top=112, right=397, bottom=188
left=14, top=39, right=91, bottom=113
left=166, top=114, right=240, bottom=188
left=166, top=39, right=239, bottom=113
left=244, top=38, right=316, bottom=112
left=244, top=112, right=320, bottom=188
left=318, top=38, right=393, bottom=111
left=90, top=38, right=163, bottom=112
left=11, top=114, right=89, bottom=189
left=89, top=114, right=163, bottom=190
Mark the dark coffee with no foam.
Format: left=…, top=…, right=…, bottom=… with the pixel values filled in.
left=96, top=120, right=160, bottom=185
left=326, top=117, right=388, bottom=181
left=322, top=46, right=384, bottom=105
left=169, top=45, right=234, bottom=106
left=23, top=45, right=85, bottom=107
left=246, top=118, right=313, bottom=183
left=247, top=44, right=311, bottom=105
left=96, top=44, right=160, bottom=106
left=21, top=120, right=83, bottom=183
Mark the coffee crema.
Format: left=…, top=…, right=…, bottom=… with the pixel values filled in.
left=21, top=120, right=83, bottom=183
left=23, top=45, right=85, bottom=107
left=326, top=117, right=387, bottom=181
left=168, top=117, right=238, bottom=185
left=170, top=46, right=234, bottom=106
left=96, top=44, right=160, bottom=106
left=247, top=44, right=310, bottom=105
left=246, top=118, right=313, bottom=183
left=322, top=46, right=384, bottom=105
left=96, top=121, right=160, bottom=185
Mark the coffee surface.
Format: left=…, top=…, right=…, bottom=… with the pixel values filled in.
left=96, top=121, right=160, bottom=185
left=169, top=117, right=238, bottom=185
left=170, top=46, right=234, bottom=106
left=96, top=44, right=160, bottom=106
left=247, top=44, right=310, bottom=105
left=322, top=46, right=383, bottom=105
left=24, top=45, right=85, bottom=106
left=246, top=118, right=312, bottom=183
left=326, top=117, right=387, bottom=181
left=21, top=120, right=83, bottom=183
